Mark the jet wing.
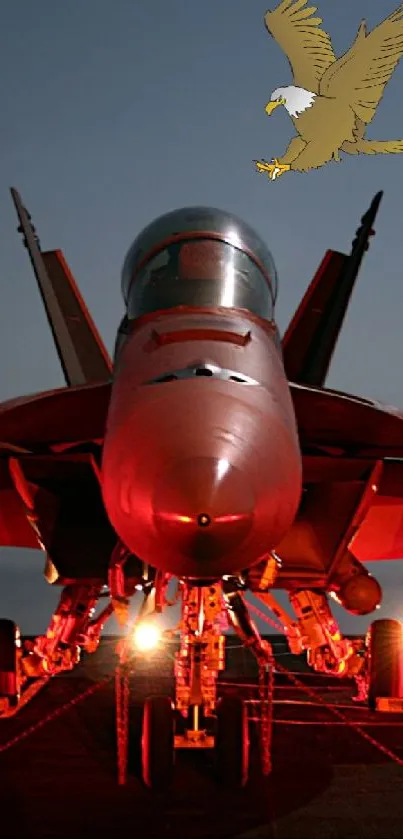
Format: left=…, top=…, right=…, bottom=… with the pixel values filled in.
left=0, top=382, right=111, bottom=553
left=298, top=451, right=403, bottom=564
left=0, top=382, right=110, bottom=449
left=10, top=188, right=112, bottom=386
left=0, top=381, right=402, bottom=561
left=351, top=459, right=403, bottom=561
left=282, top=192, right=383, bottom=387
left=0, top=458, right=39, bottom=549
left=292, top=383, right=403, bottom=563
left=6, top=452, right=116, bottom=581
left=0, top=379, right=402, bottom=555
left=292, top=383, right=403, bottom=458
left=0, top=378, right=401, bottom=467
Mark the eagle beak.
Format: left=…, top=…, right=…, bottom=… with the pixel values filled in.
left=265, top=98, right=285, bottom=116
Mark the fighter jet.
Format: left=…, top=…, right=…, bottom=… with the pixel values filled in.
left=0, top=188, right=402, bottom=789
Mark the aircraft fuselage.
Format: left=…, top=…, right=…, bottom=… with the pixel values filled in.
left=102, top=307, right=302, bottom=578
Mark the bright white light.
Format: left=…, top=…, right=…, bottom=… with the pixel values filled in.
left=132, top=621, right=161, bottom=652
left=221, top=264, right=236, bottom=307
left=221, top=230, right=242, bottom=307
left=217, top=458, right=230, bottom=481
left=226, top=229, right=242, bottom=248
left=221, top=244, right=236, bottom=308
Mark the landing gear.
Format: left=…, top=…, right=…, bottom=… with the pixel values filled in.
left=251, top=586, right=403, bottom=711
left=141, top=695, right=175, bottom=789
left=0, top=619, right=20, bottom=712
left=215, top=695, right=249, bottom=788
left=0, top=580, right=117, bottom=717
left=116, top=579, right=260, bottom=789
left=368, top=619, right=403, bottom=711
left=222, top=578, right=274, bottom=779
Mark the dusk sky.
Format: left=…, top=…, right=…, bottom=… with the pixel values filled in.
left=0, top=0, right=403, bottom=634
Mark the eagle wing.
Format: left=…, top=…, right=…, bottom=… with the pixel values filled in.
left=320, top=5, right=403, bottom=124
left=264, top=0, right=336, bottom=93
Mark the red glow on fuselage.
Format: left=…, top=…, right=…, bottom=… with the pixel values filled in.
left=155, top=511, right=248, bottom=525
left=102, top=308, right=302, bottom=578
left=157, top=512, right=193, bottom=524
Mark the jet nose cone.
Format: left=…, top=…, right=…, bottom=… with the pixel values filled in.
left=153, top=456, right=254, bottom=570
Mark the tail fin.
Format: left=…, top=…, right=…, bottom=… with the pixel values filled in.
left=342, top=139, right=403, bottom=155
left=282, top=191, right=383, bottom=386
left=10, top=187, right=112, bottom=386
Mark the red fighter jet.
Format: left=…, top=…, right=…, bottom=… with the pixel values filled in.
left=0, top=188, right=402, bottom=789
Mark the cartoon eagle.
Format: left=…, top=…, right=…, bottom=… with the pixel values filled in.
left=255, top=0, right=403, bottom=180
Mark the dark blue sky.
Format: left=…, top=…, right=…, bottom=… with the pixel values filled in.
left=0, top=0, right=403, bottom=634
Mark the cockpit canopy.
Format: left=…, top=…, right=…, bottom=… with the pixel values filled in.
left=121, top=206, right=278, bottom=322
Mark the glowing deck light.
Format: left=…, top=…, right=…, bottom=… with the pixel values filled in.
left=132, top=621, right=161, bottom=652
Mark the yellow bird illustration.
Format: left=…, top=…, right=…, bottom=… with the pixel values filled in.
left=255, top=0, right=403, bottom=180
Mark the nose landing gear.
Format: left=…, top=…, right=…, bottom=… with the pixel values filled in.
left=118, top=577, right=273, bottom=790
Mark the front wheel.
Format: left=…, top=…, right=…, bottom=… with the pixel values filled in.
left=141, top=695, right=175, bottom=789
left=215, top=695, right=250, bottom=788
left=368, top=619, right=403, bottom=711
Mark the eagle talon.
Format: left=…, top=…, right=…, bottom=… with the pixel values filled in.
left=255, top=158, right=291, bottom=181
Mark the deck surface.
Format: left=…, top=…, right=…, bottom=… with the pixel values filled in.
left=0, top=637, right=402, bottom=839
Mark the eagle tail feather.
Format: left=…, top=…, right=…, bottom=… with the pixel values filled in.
left=341, top=139, right=403, bottom=155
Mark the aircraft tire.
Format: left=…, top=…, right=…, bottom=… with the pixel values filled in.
left=215, top=695, right=249, bottom=788
left=141, top=695, right=175, bottom=789
left=0, top=619, right=20, bottom=706
left=367, top=618, right=403, bottom=711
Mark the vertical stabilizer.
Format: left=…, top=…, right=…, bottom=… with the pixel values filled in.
left=282, top=192, right=383, bottom=386
left=10, top=187, right=112, bottom=386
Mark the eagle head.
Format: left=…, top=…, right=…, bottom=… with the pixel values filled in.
left=265, top=86, right=317, bottom=118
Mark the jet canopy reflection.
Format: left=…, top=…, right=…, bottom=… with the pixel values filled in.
left=121, top=207, right=278, bottom=321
